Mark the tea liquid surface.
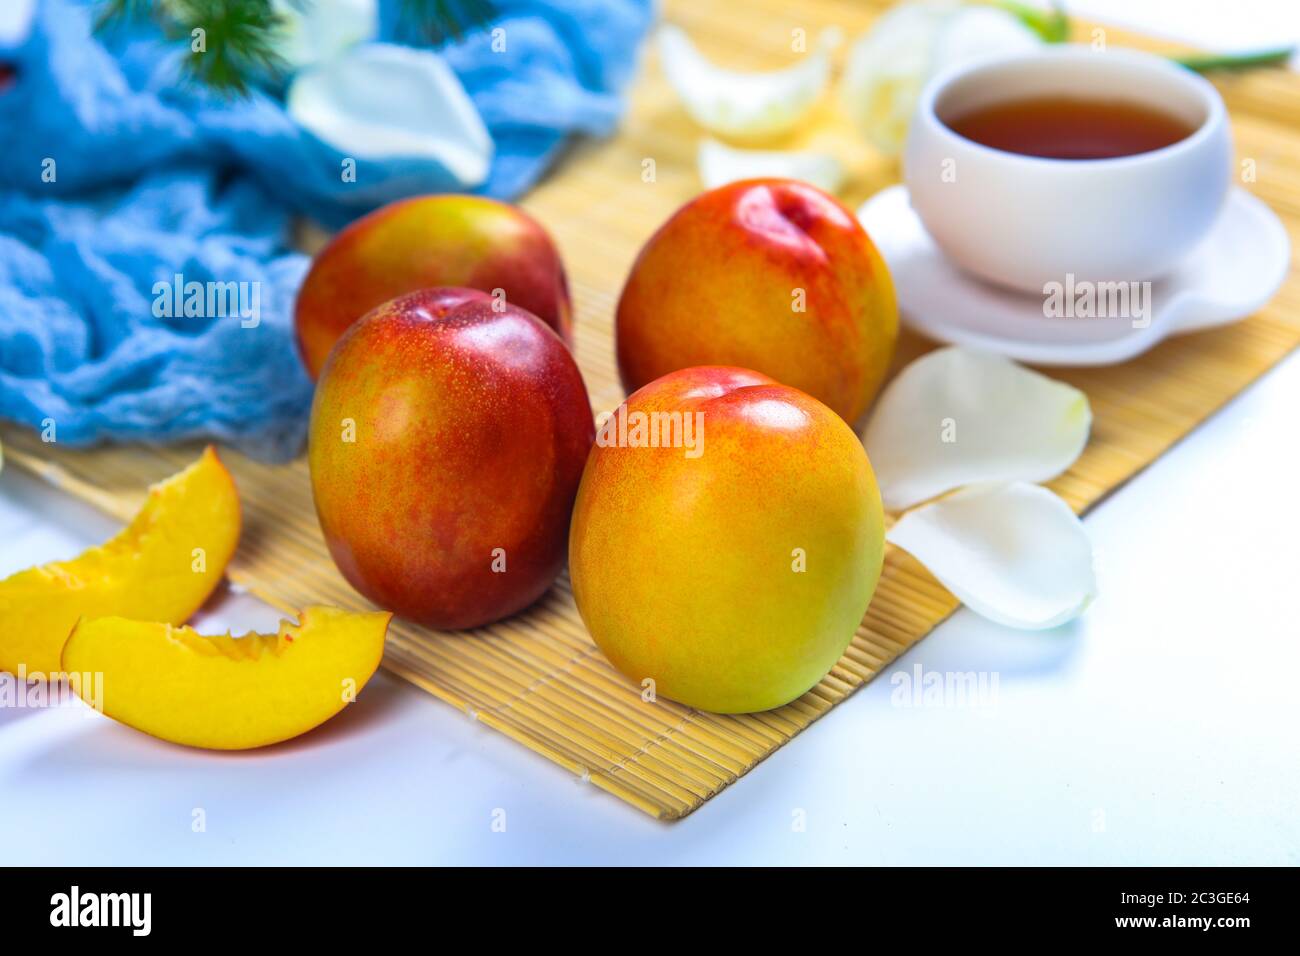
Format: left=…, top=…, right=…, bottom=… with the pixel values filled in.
left=945, top=95, right=1196, bottom=160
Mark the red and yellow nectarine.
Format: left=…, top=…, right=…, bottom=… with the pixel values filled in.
left=569, top=366, right=886, bottom=713
left=309, top=288, right=594, bottom=630
left=616, top=178, right=898, bottom=425
left=295, top=194, right=573, bottom=378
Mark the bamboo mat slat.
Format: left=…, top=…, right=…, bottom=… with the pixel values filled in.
left=4, top=1, right=1298, bottom=819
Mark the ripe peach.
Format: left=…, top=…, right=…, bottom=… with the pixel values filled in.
left=308, top=288, right=594, bottom=630
left=616, top=179, right=898, bottom=424
left=295, top=195, right=572, bottom=378
left=569, top=366, right=885, bottom=713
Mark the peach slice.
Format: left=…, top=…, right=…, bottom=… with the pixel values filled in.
left=0, top=447, right=240, bottom=676
left=63, top=606, right=391, bottom=750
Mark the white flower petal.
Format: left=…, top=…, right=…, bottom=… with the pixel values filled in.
left=862, top=347, right=1091, bottom=511
left=273, top=0, right=378, bottom=71
left=287, top=44, right=492, bottom=188
left=697, top=139, right=844, bottom=193
left=842, top=2, right=952, bottom=154
left=888, top=482, right=1097, bottom=629
left=0, top=0, right=35, bottom=45
left=841, top=1, right=1039, bottom=155
left=658, top=25, right=839, bottom=140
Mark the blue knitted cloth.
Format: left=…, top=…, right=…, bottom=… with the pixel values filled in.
left=0, top=0, right=652, bottom=460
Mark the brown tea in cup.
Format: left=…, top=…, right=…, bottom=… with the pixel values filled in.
left=945, top=94, right=1197, bottom=160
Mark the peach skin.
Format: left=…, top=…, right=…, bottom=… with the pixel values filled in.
left=616, top=178, right=898, bottom=425
left=296, top=194, right=573, bottom=378
left=569, top=366, right=885, bottom=713
left=309, top=287, right=594, bottom=631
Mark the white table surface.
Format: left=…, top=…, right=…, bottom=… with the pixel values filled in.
left=2, top=3, right=1298, bottom=866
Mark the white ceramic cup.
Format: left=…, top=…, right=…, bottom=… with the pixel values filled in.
left=903, top=45, right=1232, bottom=294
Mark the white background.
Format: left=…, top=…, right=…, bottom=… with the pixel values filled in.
left=2, top=2, right=1298, bottom=865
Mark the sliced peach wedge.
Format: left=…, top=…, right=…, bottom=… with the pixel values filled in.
left=63, top=606, right=391, bottom=750
left=0, top=447, right=240, bottom=677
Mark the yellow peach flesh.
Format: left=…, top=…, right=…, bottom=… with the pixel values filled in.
left=63, top=606, right=391, bottom=750
left=0, top=447, right=240, bottom=676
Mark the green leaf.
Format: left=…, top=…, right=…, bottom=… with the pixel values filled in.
left=993, top=0, right=1070, bottom=45
left=1174, top=46, right=1295, bottom=72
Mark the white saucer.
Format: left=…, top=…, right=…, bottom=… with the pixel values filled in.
left=858, top=185, right=1291, bottom=366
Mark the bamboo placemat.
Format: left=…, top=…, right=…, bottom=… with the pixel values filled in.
left=5, top=1, right=1298, bottom=819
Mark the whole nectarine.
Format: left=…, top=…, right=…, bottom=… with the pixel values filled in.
left=616, top=179, right=898, bottom=424
left=296, top=195, right=573, bottom=378
left=309, top=288, right=594, bottom=630
left=569, top=366, right=885, bottom=713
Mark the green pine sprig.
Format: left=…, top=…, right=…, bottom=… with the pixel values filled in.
left=399, top=0, right=498, bottom=47
left=182, top=0, right=289, bottom=96
left=94, top=0, right=290, bottom=96
left=95, top=0, right=497, bottom=96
